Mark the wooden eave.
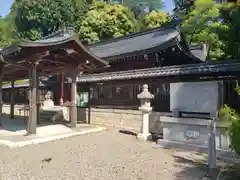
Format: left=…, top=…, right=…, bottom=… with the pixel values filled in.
left=0, top=33, right=108, bottom=81
left=77, top=60, right=240, bottom=83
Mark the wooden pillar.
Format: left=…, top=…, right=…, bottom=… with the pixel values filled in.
left=27, top=71, right=32, bottom=131
left=70, top=69, right=77, bottom=128
left=10, top=80, right=14, bottom=119
left=60, top=73, right=64, bottom=105
left=27, top=64, right=37, bottom=134
left=0, top=67, right=3, bottom=126
left=36, top=71, right=40, bottom=125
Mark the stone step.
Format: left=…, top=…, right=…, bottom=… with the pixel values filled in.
left=39, top=110, right=63, bottom=122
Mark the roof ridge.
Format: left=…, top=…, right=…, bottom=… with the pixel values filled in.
left=40, top=30, right=64, bottom=40
left=89, top=24, right=179, bottom=47
left=39, top=27, right=75, bottom=40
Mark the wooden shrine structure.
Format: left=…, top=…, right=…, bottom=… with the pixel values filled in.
left=0, top=30, right=108, bottom=134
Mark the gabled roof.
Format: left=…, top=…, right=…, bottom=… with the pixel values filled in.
left=88, top=25, right=204, bottom=63
left=0, top=31, right=108, bottom=66
left=0, top=30, right=108, bottom=81
left=89, top=25, right=182, bottom=60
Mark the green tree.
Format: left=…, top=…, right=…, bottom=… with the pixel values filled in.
left=123, top=0, right=164, bottom=19
left=217, top=2, right=240, bottom=59
left=0, top=16, right=19, bottom=48
left=78, top=1, right=139, bottom=44
left=143, top=11, right=171, bottom=29
left=181, top=0, right=228, bottom=60
left=12, top=0, right=88, bottom=40
left=173, top=0, right=195, bottom=17
left=220, top=104, right=240, bottom=155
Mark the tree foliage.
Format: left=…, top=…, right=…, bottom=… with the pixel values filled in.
left=217, top=3, right=240, bottom=59
left=181, top=0, right=229, bottom=60
left=220, top=104, right=240, bottom=155
left=173, top=0, right=195, bottom=17
left=0, top=16, right=18, bottom=48
left=12, top=0, right=88, bottom=40
left=123, top=0, right=164, bottom=19
left=78, top=1, right=139, bottom=44
left=143, top=11, right=171, bottom=29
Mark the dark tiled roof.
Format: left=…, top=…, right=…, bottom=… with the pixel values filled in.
left=0, top=31, right=108, bottom=66
left=3, top=60, right=239, bottom=89
left=1, top=26, right=201, bottom=64
left=0, top=32, right=74, bottom=55
left=88, top=26, right=181, bottom=59
left=77, top=60, right=240, bottom=83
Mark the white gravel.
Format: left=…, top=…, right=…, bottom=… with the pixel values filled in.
left=0, top=128, right=207, bottom=180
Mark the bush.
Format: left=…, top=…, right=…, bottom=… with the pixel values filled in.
left=220, top=104, right=240, bottom=154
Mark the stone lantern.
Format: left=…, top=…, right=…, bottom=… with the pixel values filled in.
left=137, top=84, right=154, bottom=140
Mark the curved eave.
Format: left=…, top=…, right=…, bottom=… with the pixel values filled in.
left=1, top=35, right=108, bottom=66
left=175, top=40, right=203, bottom=63
left=73, top=37, right=108, bottom=66
left=0, top=45, right=20, bottom=56
left=0, top=54, right=6, bottom=64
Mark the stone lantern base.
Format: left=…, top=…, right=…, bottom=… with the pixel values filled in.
left=136, top=84, right=154, bottom=141
left=137, top=133, right=152, bottom=141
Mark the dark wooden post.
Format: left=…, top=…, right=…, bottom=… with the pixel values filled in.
left=60, top=73, right=64, bottom=105
left=27, top=70, right=32, bottom=131
left=70, top=68, right=77, bottom=128
left=0, top=67, right=3, bottom=126
left=27, top=64, right=37, bottom=134
left=10, top=80, right=14, bottom=119
left=36, top=71, right=40, bottom=125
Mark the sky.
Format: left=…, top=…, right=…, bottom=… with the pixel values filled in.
left=0, top=0, right=175, bottom=17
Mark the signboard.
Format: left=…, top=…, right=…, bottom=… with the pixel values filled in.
left=77, top=92, right=89, bottom=107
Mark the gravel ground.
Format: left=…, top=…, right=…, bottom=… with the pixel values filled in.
left=0, top=128, right=208, bottom=180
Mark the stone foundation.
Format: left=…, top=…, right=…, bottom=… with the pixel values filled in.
left=161, top=116, right=230, bottom=150
left=80, top=108, right=163, bottom=133
left=86, top=108, right=142, bottom=131
left=1, top=104, right=163, bottom=133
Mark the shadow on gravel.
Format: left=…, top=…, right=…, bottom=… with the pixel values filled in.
left=118, top=130, right=137, bottom=137
left=220, top=165, right=240, bottom=180
left=173, top=155, right=240, bottom=180
left=173, top=155, right=219, bottom=180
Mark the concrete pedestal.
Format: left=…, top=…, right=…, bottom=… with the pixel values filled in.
left=137, top=132, right=152, bottom=141
left=137, top=109, right=152, bottom=141
left=43, top=99, right=54, bottom=107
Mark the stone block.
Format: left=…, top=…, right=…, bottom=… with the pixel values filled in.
left=170, top=82, right=220, bottom=113
left=161, top=116, right=230, bottom=150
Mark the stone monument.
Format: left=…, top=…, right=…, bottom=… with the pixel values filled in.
left=137, top=84, right=154, bottom=141
left=42, top=91, right=54, bottom=108
left=40, top=91, right=66, bottom=122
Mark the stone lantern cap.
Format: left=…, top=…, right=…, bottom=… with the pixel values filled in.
left=137, top=84, right=154, bottom=99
